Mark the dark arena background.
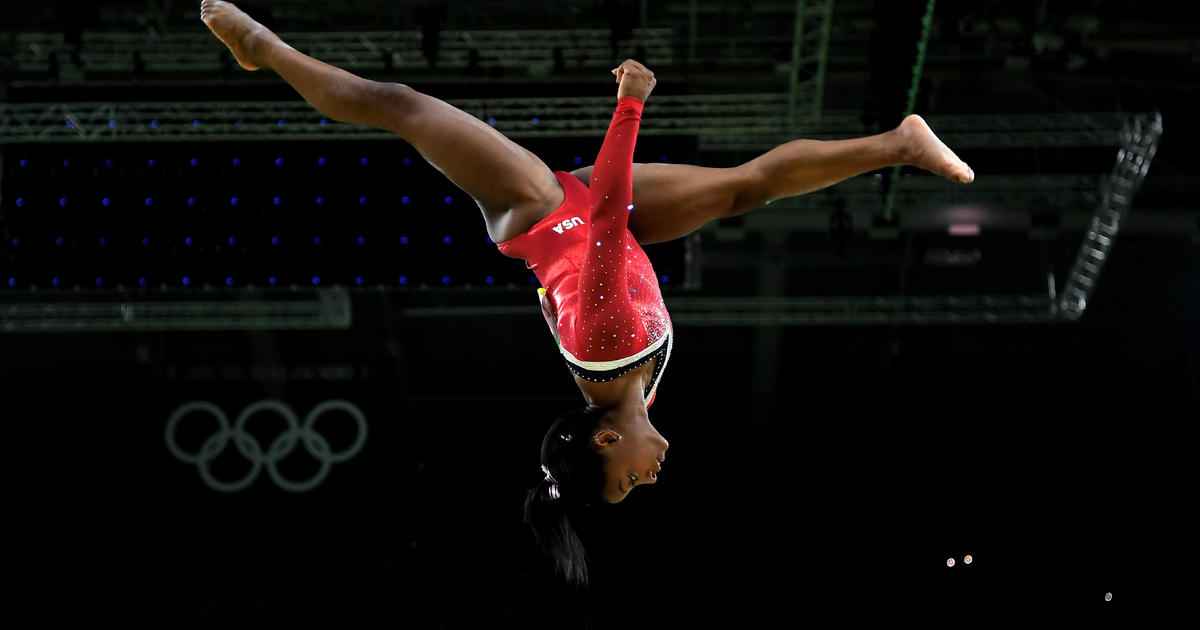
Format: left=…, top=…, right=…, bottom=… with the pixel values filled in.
left=2, top=1, right=1196, bottom=628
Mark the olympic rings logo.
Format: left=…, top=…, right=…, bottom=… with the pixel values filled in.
left=165, top=399, right=368, bottom=493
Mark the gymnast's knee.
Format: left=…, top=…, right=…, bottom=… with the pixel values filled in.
left=359, top=81, right=421, bottom=132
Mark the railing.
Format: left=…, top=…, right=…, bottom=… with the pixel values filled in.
left=0, top=0, right=618, bottom=33
left=0, top=94, right=795, bottom=143
left=1, top=100, right=1140, bottom=148
left=4, top=28, right=676, bottom=75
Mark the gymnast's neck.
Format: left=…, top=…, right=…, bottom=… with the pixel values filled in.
left=574, top=368, right=651, bottom=415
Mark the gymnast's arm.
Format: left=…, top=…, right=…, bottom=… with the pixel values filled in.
left=575, top=62, right=653, bottom=361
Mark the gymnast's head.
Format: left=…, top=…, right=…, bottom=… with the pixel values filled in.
left=523, top=404, right=668, bottom=584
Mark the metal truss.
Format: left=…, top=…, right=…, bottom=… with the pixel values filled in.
left=1056, top=112, right=1162, bottom=320
left=0, top=288, right=351, bottom=332
left=5, top=28, right=676, bottom=76
left=787, top=0, right=834, bottom=127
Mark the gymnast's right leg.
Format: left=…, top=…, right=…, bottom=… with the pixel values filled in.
left=199, top=0, right=562, bottom=242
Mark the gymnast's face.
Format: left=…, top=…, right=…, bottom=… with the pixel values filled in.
left=594, top=422, right=669, bottom=503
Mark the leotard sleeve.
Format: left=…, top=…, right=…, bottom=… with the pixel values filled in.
left=575, top=96, right=645, bottom=362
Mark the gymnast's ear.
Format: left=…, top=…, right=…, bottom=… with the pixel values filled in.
left=592, top=429, right=622, bottom=447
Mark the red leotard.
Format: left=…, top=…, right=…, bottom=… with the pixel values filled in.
left=497, top=96, right=672, bottom=407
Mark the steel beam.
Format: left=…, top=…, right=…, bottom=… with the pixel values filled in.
left=1057, top=112, right=1162, bottom=320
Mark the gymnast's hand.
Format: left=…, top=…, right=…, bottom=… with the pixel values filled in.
left=612, top=59, right=656, bottom=102
left=538, top=288, right=561, bottom=347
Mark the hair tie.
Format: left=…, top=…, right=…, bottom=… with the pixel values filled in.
left=540, top=465, right=558, bottom=484
left=547, top=484, right=561, bottom=500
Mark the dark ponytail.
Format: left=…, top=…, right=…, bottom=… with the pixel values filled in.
left=523, top=405, right=606, bottom=586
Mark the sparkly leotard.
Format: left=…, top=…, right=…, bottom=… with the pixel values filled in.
left=497, top=97, right=672, bottom=407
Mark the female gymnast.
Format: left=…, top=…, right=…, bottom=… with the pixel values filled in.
left=200, top=0, right=974, bottom=585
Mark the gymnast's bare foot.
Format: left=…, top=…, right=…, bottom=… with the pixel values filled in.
left=896, top=114, right=975, bottom=184
left=200, top=0, right=278, bottom=71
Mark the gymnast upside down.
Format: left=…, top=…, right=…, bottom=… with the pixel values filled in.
left=201, top=0, right=974, bottom=585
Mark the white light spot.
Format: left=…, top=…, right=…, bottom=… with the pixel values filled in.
left=1105, top=592, right=1112, bottom=602
left=946, top=558, right=955, bottom=567
left=963, top=555, right=973, bottom=565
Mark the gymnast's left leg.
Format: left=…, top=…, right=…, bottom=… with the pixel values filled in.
left=572, top=114, right=973, bottom=245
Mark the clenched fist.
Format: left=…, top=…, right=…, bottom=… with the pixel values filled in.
left=612, top=59, right=656, bottom=102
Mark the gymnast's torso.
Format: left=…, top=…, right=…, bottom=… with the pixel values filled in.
left=497, top=154, right=673, bottom=407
